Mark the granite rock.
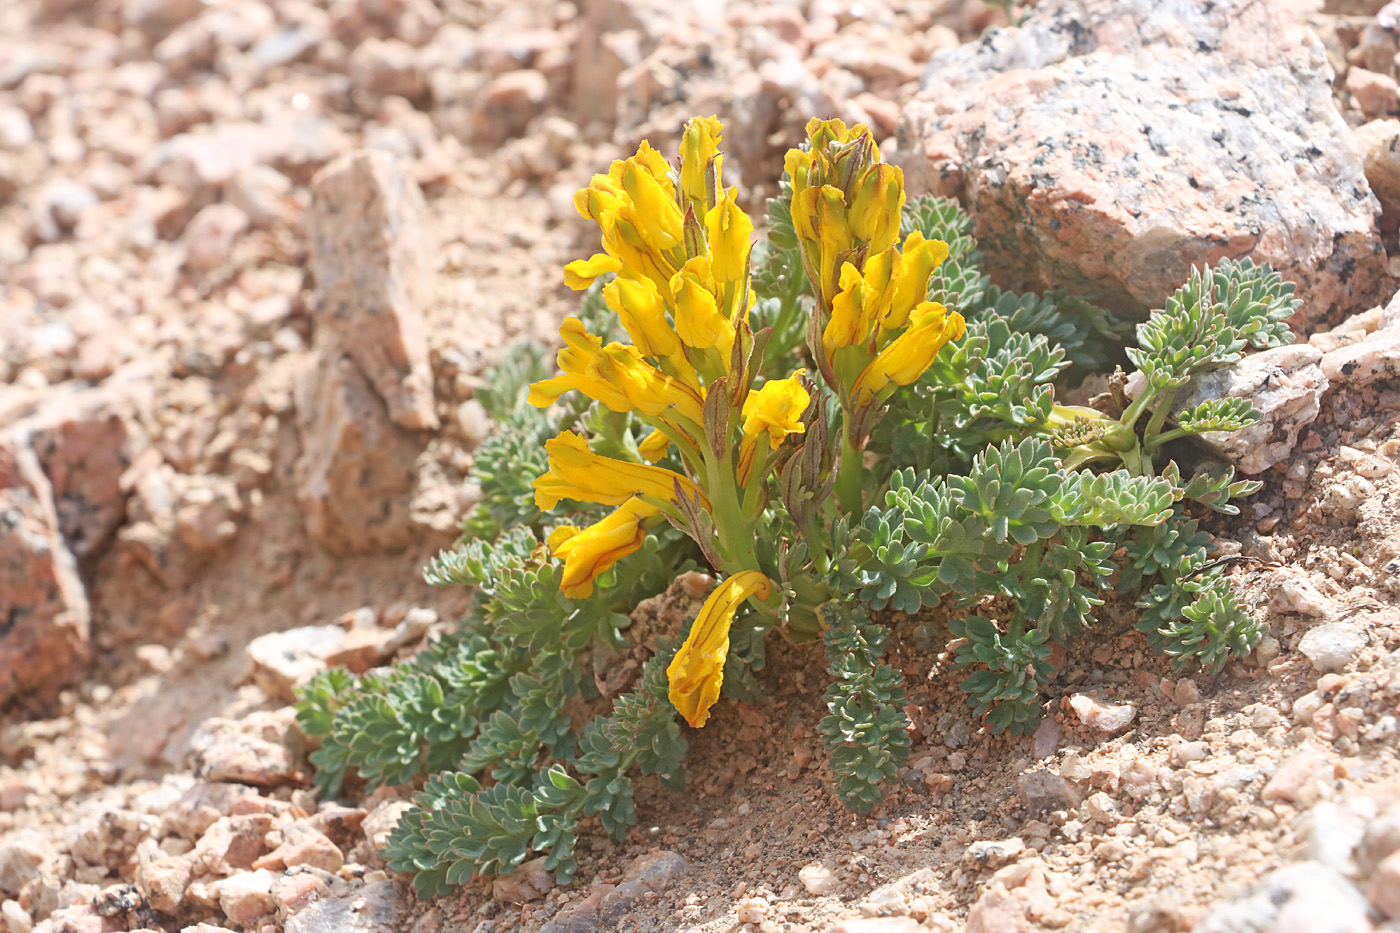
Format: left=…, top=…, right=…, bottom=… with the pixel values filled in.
left=0, top=435, right=91, bottom=708
left=898, top=0, right=1390, bottom=328
left=1126, top=343, right=1328, bottom=474
left=309, top=149, right=437, bottom=431
left=293, top=338, right=419, bottom=553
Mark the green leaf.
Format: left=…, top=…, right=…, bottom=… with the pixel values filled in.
left=818, top=604, right=910, bottom=814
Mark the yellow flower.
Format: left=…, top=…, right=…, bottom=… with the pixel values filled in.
left=847, top=163, right=904, bottom=254
left=737, top=373, right=810, bottom=484
left=548, top=499, right=658, bottom=599
left=621, top=158, right=684, bottom=254
left=704, top=189, right=753, bottom=283
left=592, top=344, right=706, bottom=424
left=883, top=231, right=949, bottom=331
left=822, top=250, right=899, bottom=361
left=681, top=116, right=723, bottom=212
left=667, top=570, right=772, bottom=727
left=528, top=318, right=704, bottom=423
left=604, top=276, right=682, bottom=359
left=637, top=427, right=671, bottom=462
left=784, top=146, right=812, bottom=197
left=851, top=302, right=966, bottom=402
left=564, top=253, right=623, bottom=291
left=742, top=373, right=810, bottom=449
left=670, top=257, right=736, bottom=360
left=532, top=431, right=707, bottom=511
left=528, top=317, right=612, bottom=409
left=793, top=184, right=854, bottom=307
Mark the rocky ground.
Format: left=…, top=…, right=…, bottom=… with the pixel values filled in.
left=4, top=0, right=1400, bottom=931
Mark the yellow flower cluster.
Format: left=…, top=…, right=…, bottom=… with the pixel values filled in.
left=788, top=118, right=966, bottom=407
left=529, top=117, right=806, bottom=728
left=528, top=115, right=968, bottom=730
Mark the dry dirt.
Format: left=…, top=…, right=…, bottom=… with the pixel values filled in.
left=4, top=1, right=1400, bottom=932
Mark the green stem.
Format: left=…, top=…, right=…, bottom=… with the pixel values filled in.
left=1008, top=539, right=1045, bottom=641
left=1144, top=427, right=1190, bottom=450
left=1119, top=388, right=1156, bottom=432
left=1142, top=386, right=1180, bottom=442
left=835, top=434, right=864, bottom=515
left=740, top=445, right=770, bottom=518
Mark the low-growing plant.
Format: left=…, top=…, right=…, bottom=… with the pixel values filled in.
left=297, top=115, right=1297, bottom=894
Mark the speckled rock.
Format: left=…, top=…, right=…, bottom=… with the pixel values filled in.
left=0, top=830, right=52, bottom=896
left=309, top=149, right=437, bottom=431
left=1353, top=118, right=1400, bottom=227
left=598, top=850, right=690, bottom=926
left=245, top=624, right=391, bottom=701
left=1193, top=861, right=1372, bottom=933
left=23, top=389, right=138, bottom=560
left=1298, top=622, right=1368, bottom=673
left=898, top=0, right=1390, bottom=327
left=1322, top=317, right=1400, bottom=386
left=1269, top=574, right=1334, bottom=618
left=293, top=338, right=419, bottom=553
left=858, top=867, right=938, bottom=918
left=187, top=709, right=304, bottom=788
left=491, top=857, right=554, bottom=904
left=0, top=435, right=90, bottom=708
left=1126, top=344, right=1327, bottom=474
left=283, top=880, right=407, bottom=933
left=1066, top=694, right=1137, bottom=734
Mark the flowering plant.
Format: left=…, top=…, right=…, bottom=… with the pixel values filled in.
left=297, top=114, right=1293, bottom=896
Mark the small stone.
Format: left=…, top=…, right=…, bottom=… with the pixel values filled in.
left=0, top=436, right=92, bottom=707
left=491, top=857, right=553, bottom=904
left=216, top=869, right=277, bottom=927
left=598, top=851, right=689, bottom=926
left=799, top=862, right=841, bottom=896
left=1018, top=769, right=1079, bottom=815
left=1173, top=678, right=1201, bottom=706
left=1349, top=66, right=1400, bottom=118
left=1171, top=741, right=1210, bottom=765
left=270, top=872, right=328, bottom=920
left=1193, top=861, right=1371, bottom=933
left=1270, top=575, right=1333, bottom=618
left=454, top=399, right=490, bottom=448
left=1261, top=746, right=1334, bottom=804
left=1031, top=717, right=1061, bottom=759
left=135, top=848, right=193, bottom=913
left=183, top=203, right=250, bottom=273
left=1301, top=797, right=1376, bottom=875
left=831, top=920, right=929, bottom=933
left=1067, top=694, right=1137, bottom=733
left=1322, top=319, right=1400, bottom=387
left=0, top=831, right=51, bottom=896
left=2, top=899, right=31, bottom=933
left=476, top=69, right=549, bottom=143
left=858, top=868, right=937, bottom=918
left=188, top=710, right=303, bottom=787
left=735, top=897, right=768, bottom=924
left=193, top=815, right=276, bottom=875
left=252, top=823, right=344, bottom=873
left=1369, top=849, right=1400, bottom=918
left=362, top=799, right=414, bottom=853
left=964, top=838, right=1025, bottom=870
left=1298, top=622, right=1367, bottom=673
left=294, top=341, right=420, bottom=553
left=165, top=783, right=247, bottom=840
left=349, top=38, right=428, bottom=99
left=283, top=880, right=407, bottom=933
